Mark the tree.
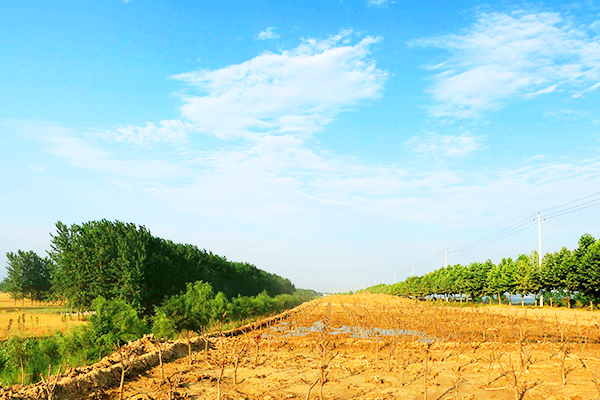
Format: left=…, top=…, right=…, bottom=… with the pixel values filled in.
left=49, top=220, right=295, bottom=315
left=465, top=260, right=494, bottom=302
left=88, top=297, right=148, bottom=353
left=487, top=258, right=515, bottom=305
left=448, top=264, right=469, bottom=302
left=514, top=252, right=540, bottom=306
left=577, top=237, right=600, bottom=310
left=539, top=247, right=570, bottom=306
left=5, top=251, right=52, bottom=305
left=152, top=281, right=218, bottom=339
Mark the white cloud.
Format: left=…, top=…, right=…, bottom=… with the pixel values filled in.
left=100, top=31, right=386, bottom=146
left=572, top=82, right=600, bottom=98
left=170, top=31, right=386, bottom=140
left=257, top=27, right=280, bottom=40
left=29, top=164, right=45, bottom=173
left=405, top=132, right=483, bottom=157
left=49, top=136, right=189, bottom=180
left=412, top=11, right=600, bottom=118
left=543, top=108, right=584, bottom=120
left=524, top=84, right=557, bottom=98
left=367, top=0, right=389, bottom=7
left=99, top=119, right=192, bottom=148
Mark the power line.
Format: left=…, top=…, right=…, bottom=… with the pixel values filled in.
left=544, top=197, right=600, bottom=219
left=445, top=213, right=537, bottom=253
left=541, top=191, right=600, bottom=213
left=448, top=220, right=537, bottom=254
left=406, top=190, right=600, bottom=280
left=413, top=251, right=446, bottom=268
left=545, top=199, right=600, bottom=220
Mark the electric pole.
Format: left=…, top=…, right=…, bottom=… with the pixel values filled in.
left=538, top=211, right=543, bottom=307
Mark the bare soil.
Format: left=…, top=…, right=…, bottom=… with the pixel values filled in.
left=6, top=294, right=600, bottom=399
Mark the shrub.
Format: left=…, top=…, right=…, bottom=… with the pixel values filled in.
left=89, top=296, right=148, bottom=353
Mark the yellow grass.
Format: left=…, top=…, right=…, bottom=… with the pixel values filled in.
left=0, top=292, right=87, bottom=340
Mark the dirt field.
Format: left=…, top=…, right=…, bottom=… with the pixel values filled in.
left=6, top=293, right=600, bottom=399
left=0, top=293, right=86, bottom=339
left=97, top=294, right=600, bottom=400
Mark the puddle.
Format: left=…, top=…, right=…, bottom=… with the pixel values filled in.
left=266, top=321, right=435, bottom=342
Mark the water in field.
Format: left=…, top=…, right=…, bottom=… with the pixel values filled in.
left=269, top=321, right=434, bottom=342
left=481, top=294, right=537, bottom=305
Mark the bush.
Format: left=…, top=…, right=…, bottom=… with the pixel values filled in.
left=152, top=281, right=217, bottom=338
left=89, top=296, right=148, bottom=353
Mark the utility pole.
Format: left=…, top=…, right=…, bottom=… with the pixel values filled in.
left=445, top=250, right=448, bottom=268
left=538, top=211, right=543, bottom=307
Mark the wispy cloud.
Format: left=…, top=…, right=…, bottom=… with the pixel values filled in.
left=572, top=82, right=600, bottom=98
left=257, top=27, right=280, bottom=40
left=171, top=31, right=386, bottom=140
left=412, top=11, right=600, bottom=118
left=367, top=0, right=389, bottom=7
left=48, top=135, right=189, bottom=180
left=524, top=84, right=557, bottom=98
left=98, top=119, right=192, bottom=148
left=102, top=31, right=386, bottom=146
left=405, top=132, right=483, bottom=157
left=29, top=164, right=45, bottom=173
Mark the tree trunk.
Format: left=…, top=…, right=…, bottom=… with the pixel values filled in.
left=521, top=295, right=524, bottom=307
left=20, top=354, right=24, bottom=385
left=498, top=292, right=501, bottom=305
left=567, top=290, right=571, bottom=309
left=550, top=296, right=553, bottom=307
left=591, top=300, right=594, bottom=311
left=119, top=367, right=125, bottom=400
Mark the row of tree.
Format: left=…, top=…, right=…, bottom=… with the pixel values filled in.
left=365, top=233, right=600, bottom=308
left=3, top=220, right=297, bottom=315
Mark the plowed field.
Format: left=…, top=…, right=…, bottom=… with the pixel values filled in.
left=7, top=293, right=600, bottom=399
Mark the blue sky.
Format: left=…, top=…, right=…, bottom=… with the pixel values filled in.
left=1, top=0, right=600, bottom=292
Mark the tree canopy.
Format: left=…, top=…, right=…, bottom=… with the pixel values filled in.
left=47, top=219, right=295, bottom=314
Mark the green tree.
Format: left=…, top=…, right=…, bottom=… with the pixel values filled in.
left=465, top=260, right=494, bottom=302
left=577, top=236, right=600, bottom=310
left=487, top=258, right=515, bottom=305
left=539, top=247, right=570, bottom=306
left=50, top=220, right=295, bottom=315
left=89, top=297, right=148, bottom=353
left=5, top=251, right=52, bottom=305
left=152, top=281, right=217, bottom=338
left=513, top=251, right=541, bottom=306
left=5, top=332, right=33, bottom=385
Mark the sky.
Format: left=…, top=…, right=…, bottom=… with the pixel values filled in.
left=1, top=0, right=600, bottom=293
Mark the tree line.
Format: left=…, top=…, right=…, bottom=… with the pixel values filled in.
left=3, top=220, right=297, bottom=314
left=0, top=219, right=317, bottom=385
left=364, top=233, right=600, bottom=309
